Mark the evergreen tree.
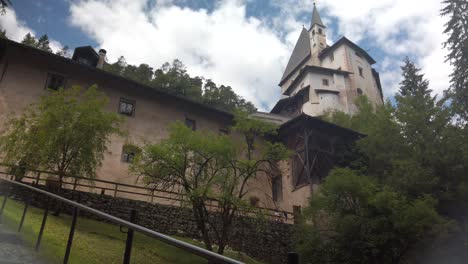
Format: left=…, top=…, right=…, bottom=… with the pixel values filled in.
left=55, top=45, right=70, bottom=57
left=36, top=34, right=52, bottom=52
left=441, top=0, right=468, bottom=122
left=0, top=0, right=10, bottom=15
left=21, top=33, right=37, bottom=46
left=326, top=58, right=468, bottom=221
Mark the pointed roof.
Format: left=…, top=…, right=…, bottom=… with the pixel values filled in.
left=310, top=3, right=325, bottom=28
left=319, top=37, right=376, bottom=64
left=279, top=27, right=311, bottom=85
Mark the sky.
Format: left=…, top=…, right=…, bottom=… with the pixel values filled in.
left=0, top=0, right=452, bottom=111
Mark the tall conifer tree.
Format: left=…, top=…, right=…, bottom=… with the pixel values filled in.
left=442, top=0, right=468, bottom=122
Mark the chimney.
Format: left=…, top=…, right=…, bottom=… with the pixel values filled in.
left=97, top=49, right=106, bottom=69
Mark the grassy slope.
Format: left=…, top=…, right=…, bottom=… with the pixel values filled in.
left=1, top=199, right=261, bottom=264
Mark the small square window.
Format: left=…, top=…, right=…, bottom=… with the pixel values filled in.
left=121, top=151, right=135, bottom=163
left=318, top=28, right=323, bottom=34
left=119, top=98, right=135, bottom=116
left=322, top=79, right=329, bottom=86
left=45, top=73, right=65, bottom=91
left=185, top=118, right=196, bottom=131
left=357, top=88, right=363, bottom=95
left=358, top=67, right=364, bottom=77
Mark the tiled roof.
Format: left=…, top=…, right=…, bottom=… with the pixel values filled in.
left=279, top=27, right=311, bottom=85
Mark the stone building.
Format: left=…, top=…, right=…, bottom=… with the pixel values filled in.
left=0, top=4, right=380, bottom=214
left=271, top=4, right=383, bottom=117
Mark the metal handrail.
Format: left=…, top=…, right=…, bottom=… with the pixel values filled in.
left=0, top=177, right=243, bottom=264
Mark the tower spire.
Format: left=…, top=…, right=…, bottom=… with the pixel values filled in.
left=310, top=2, right=325, bottom=29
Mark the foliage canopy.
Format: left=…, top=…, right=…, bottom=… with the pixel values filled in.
left=0, top=86, right=123, bottom=182
left=131, top=112, right=289, bottom=254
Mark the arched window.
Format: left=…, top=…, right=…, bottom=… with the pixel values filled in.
left=318, top=28, right=323, bottom=34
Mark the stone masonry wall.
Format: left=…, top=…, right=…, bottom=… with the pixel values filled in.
left=2, top=184, right=293, bottom=264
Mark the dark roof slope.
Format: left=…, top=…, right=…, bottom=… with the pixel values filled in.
left=0, top=38, right=233, bottom=118
left=310, top=4, right=325, bottom=28
left=320, top=36, right=376, bottom=65
left=271, top=86, right=309, bottom=114
left=279, top=114, right=365, bottom=139
left=279, top=27, right=311, bottom=85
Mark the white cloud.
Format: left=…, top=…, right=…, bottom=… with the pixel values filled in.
left=68, top=0, right=451, bottom=109
left=0, top=8, right=34, bottom=41
left=69, top=0, right=289, bottom=110
left=0, top=8, right=63, bottom=53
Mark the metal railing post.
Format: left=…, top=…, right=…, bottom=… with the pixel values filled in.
left=287, top=252, right=299, bottom=264
left=35, top=199, right=50, bottom=251
left=0, top=186, right=9, bottom=217
left=64, top=206, right=79, bottom=264
left=123, top=209, right=137, bottom=264
left=18, top=194, right=30, bottom=232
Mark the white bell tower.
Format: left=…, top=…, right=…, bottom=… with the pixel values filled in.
left=309, top=3, right=327, bottom=54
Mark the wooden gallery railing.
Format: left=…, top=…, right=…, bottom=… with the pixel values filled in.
left=0, top=166, right=295, bottom=223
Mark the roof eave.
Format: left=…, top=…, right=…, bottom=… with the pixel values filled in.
left=1, top=38, right=234, bottom=119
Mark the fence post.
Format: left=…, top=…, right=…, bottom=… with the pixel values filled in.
left=35, top=172, right=41, bottom=186
left=73, top=177, right=78, bottom=191
left=18, top=194, right=30, bottom=232
left=287, top=252, right=299, bottom=264
left=123, top=209, right=137, bottom=264
left=35, top=198, right=50, bottom=251
left=0, top=186, right=9, bottom=217
left=63, top=205, right=79, bottom=264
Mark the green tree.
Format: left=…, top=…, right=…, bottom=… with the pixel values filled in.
left=0, top=26, right=6, bottom=38
left=325, top=58, right=468, bottom=224
left=122, top=63, right=153, bottom=85
left=441, top=0, right=468, bottom=122
left=130, top=111, right=289, bottom=255
left=0, top=86, right=123, bottom=187
left=0, top=0, right=10, bottom=15
left=56, top=45, right=70, bottom=58
left=21, top=33, right=37, bottom=46
left=295, top=168, right=449, bottom=264
left=104, top=57, right=256, bottom=113
left=103, top=56, right=127, bottom=75
left=203, top=80, right=256, bottom=113
left=36, top=34, right=52, bottom=52
left=151, top=59, right=202, bottom=99
left=20, top=33, right=53, bottom=52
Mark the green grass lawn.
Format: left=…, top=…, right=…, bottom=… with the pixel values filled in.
left=0, top=198, right=261, bottom=264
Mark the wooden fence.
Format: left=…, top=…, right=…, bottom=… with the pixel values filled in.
left=0, top=166, right=295, bottom=223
